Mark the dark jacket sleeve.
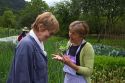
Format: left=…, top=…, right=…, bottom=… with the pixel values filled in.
left=7, top=40, right=33, bottom=83
left=18, top=34, right=23, bottom=41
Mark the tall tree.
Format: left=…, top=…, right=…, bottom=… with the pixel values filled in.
left=51, top=1, right=73, bottom=36
left=1, top=10, right=16, bottom=28
left=70, top=0, right=81, bottom=20
left=79, top=0, right=125, bottom=41
left=18, top=0, right=49, bottom=28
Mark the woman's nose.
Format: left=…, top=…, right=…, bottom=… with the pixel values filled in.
left=46, top=30, right=50, bottom=37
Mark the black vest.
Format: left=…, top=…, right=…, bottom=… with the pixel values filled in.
left=76, top=42, right=86, bottom=75
left=67, top=42, right=87, bottom=75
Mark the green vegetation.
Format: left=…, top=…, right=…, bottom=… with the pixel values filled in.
left=0, top=0, right=125, bottom=37
left=93, top=56, right=125, bottom=83
left=0, top=42, right=15, bottom=83
left=0, top=37, right=125, bottom=83
left=0, top=0, right=25, bottom=15
left=0, top=27, right=20, bottom=38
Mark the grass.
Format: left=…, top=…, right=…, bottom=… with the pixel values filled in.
left=0, top=37, right=125, bottom=83
left=0, top=27, right=20, bottom=38
left=0, top=42, right=15, bottom=83
left=93, top=56, right=125, bottom=83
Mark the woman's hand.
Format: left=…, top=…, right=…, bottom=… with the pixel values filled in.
left=63, top=55, right=79, bottom=71
left=52, top=54, right=72, bottom=64
left=62, top=55, right=72, bottom=65
left=52, top=54, right=63, bottom=61
left=52, top=54, right=79, bottom=71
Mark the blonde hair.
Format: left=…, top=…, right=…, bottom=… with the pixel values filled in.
left=69, top=21, right=89, bottom=38
left=32, top=12, right=59, bottom=33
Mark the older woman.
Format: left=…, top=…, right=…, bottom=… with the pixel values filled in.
left=7, top=12, right=59, bottom=83
left=53, top=21, right=94, bottom=83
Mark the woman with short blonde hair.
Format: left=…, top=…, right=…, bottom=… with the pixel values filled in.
left=32, top=12, right=59, bottom=33
left=53, top=21, right=94, bottom=83
left=7, top=12, right=59, bottom=83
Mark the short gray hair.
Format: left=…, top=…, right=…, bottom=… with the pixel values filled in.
left=69, top=21, right=89, bottom=38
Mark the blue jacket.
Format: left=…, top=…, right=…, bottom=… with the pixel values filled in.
left=7, top=35, right=48, bottom=83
